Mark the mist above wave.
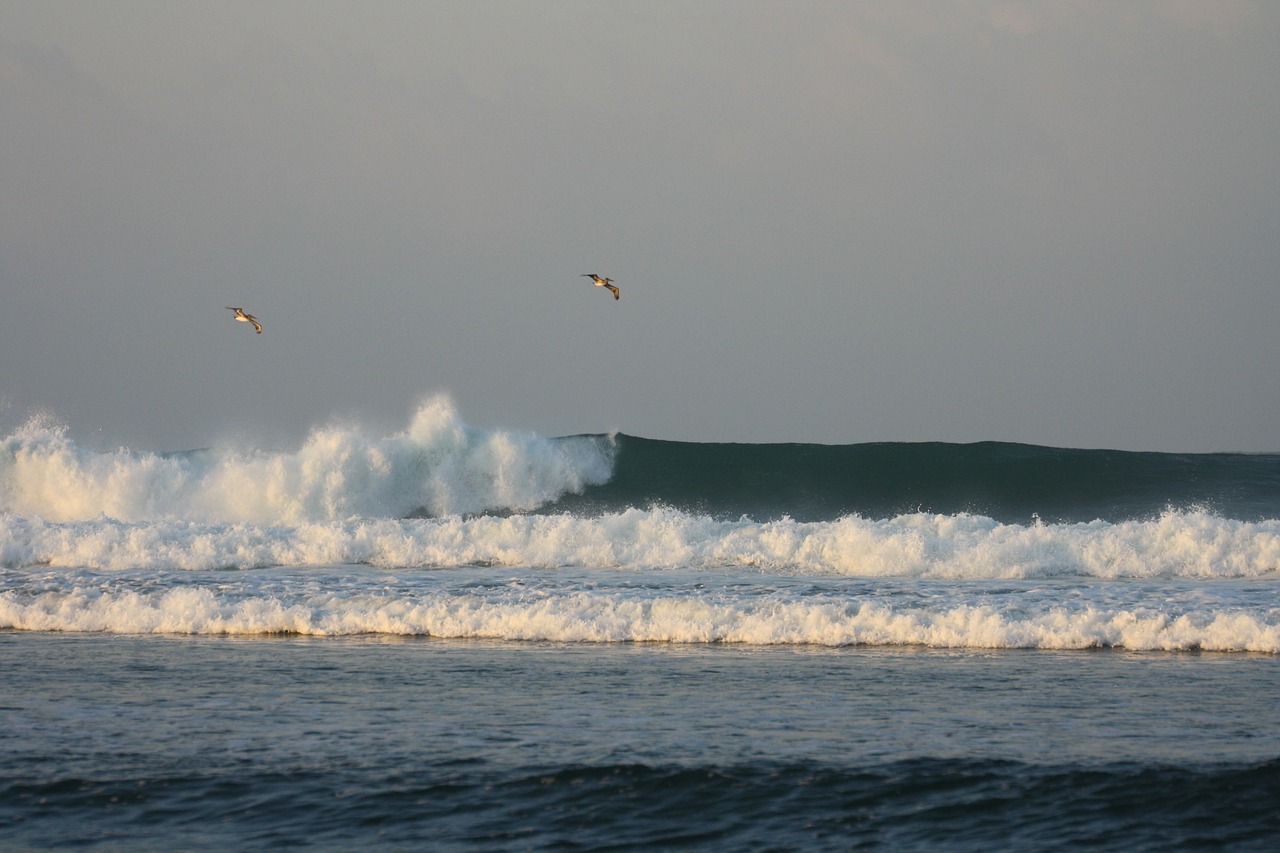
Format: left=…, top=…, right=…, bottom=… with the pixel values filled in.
left=0, top=395, right=615, bottom=524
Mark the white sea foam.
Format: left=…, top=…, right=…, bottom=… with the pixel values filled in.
left=4, top=399, right=1278, bottom=651
left=3, top=507, right=1279, bottom=578
left=0, top=395, right=615, bottom=524
left=2, top=581, right=1276, bottom=651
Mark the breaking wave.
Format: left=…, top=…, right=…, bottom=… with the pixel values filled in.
left=3, top=508, right=1279, bottom=578
left=0, top=395, right=614, bottom=524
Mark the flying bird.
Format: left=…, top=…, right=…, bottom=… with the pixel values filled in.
left=582, top=274, right=620, bottom=300
left=226, top=306, right=263, bottom=334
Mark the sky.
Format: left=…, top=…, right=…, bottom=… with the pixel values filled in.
left=2, top=0, right=1278, bottom=452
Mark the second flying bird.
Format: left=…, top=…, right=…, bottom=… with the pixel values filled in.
left=582, top=274, right=620, bottom=300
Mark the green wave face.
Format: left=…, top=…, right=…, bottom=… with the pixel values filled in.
left=541, top=437, right=1280, bottom=523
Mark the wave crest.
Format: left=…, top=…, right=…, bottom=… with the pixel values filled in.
left=0, top=395, right=615, bottom=524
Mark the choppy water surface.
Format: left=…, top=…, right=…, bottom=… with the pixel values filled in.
left=3, top=633, right=1278, bottom=851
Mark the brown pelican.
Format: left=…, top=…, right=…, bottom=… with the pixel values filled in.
left=582, top=274, right=620, bottom=300
left=226, top=306, right=263, bottom=334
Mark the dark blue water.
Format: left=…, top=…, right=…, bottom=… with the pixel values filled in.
left=3, top=632, right=1278, bottom=851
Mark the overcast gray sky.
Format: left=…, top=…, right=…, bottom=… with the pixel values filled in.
left=2, top=0, right=1278, bottom=452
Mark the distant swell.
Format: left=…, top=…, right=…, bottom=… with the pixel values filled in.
left=5, top=406, right=1280, bottom=526
left=545, top=436, right=1280, bottom=523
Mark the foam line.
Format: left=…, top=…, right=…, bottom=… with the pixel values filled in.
left=3, top=509, right=1279, bottom=578
left=2, top=585, right=1276, bottom=651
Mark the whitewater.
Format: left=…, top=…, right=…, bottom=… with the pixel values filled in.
left=2, top=394, right=1279, bottom=650
left=0, top=395, right=615, bottom=524
left=5, top=394, right=1280, bottom=851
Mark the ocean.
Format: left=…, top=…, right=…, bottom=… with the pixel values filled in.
left=2, top=394, right=1278, bottom=850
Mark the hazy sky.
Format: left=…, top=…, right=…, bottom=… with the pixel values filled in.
left=3, top=0, right=1278, bottom=452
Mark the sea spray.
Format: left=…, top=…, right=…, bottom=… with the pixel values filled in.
left=3, top=396, right=1277, bottom=653
left=0, top=395, right=615, bottom=524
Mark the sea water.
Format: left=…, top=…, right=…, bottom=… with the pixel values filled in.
left=4, top=633, right=1278, bottom=850
left=2, top=395, right=1279, bottom=849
